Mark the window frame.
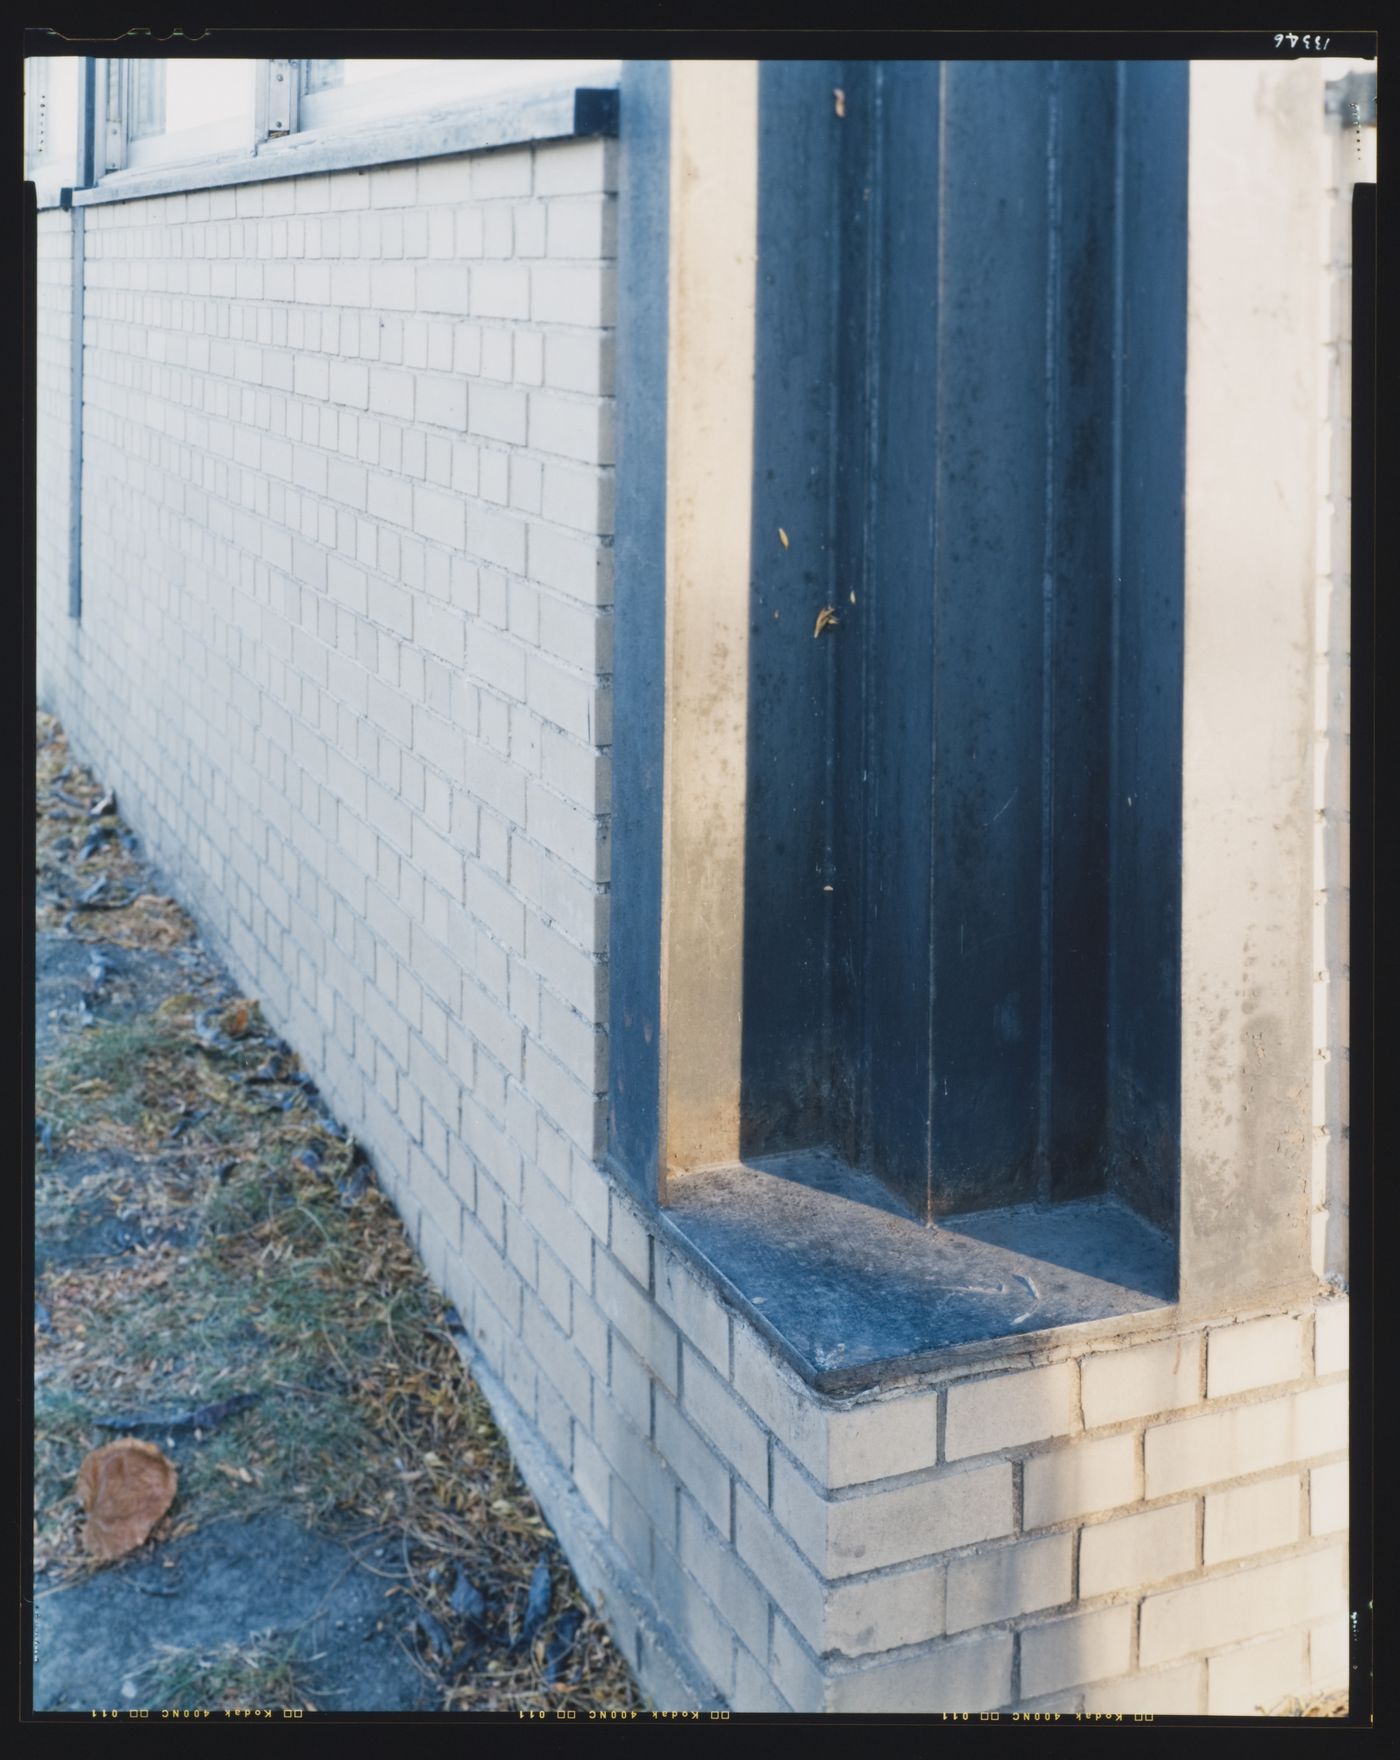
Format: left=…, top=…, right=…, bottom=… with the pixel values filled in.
left=96, top=57, right=262, bottom=174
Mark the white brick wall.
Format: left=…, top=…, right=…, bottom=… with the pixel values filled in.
left=1020, top=1605, right=1133, bottom=1700
left=944, top=1362, right=1078, bottom=1461
left=1023, top=1431, right=1138, bottom=1529
left=1079, top=1502, right=1196, bottom=1597
left=1309, top=1460, right=1349, bottom=1537
left=1081, top=1332, right=1202, bottom=1426
left=1315, top=1298, right=1349, bottom=1375
left=1207, top=1629, right=1311, bottom=1716
left=946, top=1532, right=1072, bottom=1633
left=1207, top=1315, right=1307, bottom=1398
left=1139, top=1547, right=1347, bottom=1669
left=1145, top=1381, right=1346, bottom=1499
left=1203, top=1474, right=1303, bottom=1566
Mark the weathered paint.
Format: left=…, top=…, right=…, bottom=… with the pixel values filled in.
left=740, top=58, right=846, bottom=1161
left=1106, top=61, right=1189, bottom=1237
left=658, top=60, right=760, bottom=1177
left=919, top=61, right=1054, bottom=1214
left=1046, top=61, right=1119, bottom=1201
left=744, top=63, right=1187, bottom=1224
left=1177, top=62, right=1321, bottom=1309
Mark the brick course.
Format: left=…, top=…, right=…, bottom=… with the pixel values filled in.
left=944, top=1363, right=1078, bottom=1461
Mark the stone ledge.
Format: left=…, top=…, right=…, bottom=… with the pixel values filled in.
left=655, top=1151, right=1176, bottom=1394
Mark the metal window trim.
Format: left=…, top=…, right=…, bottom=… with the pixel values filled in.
left=254, top=58, right=301, bottom=141
left=96, top=57, right=126, bottom=172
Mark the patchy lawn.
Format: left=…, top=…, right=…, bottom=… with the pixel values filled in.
left=32, top=711, right=645, bottom=1716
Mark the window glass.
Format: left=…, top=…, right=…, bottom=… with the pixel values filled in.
left=129, top=62, right=165, bottom=139
left=302, top=58, right=343, bottom=95
left=161, top=59, right=255, bottom=133
left=342, top=58, right=440, bottom=89
left=124, top=60, right=255, bottom=168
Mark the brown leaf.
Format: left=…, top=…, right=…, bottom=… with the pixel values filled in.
left=834, top=88, right=846, bottom=118
left=778, top=527, right=789, bottom=548
left=813, top=606, right=840, bottom=638
left=75, top=1440, right=178, bottom=1560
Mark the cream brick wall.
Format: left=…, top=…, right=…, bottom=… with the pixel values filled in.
left=708, top=1295, right=1347, bottom=1712
left=40, top=141, right=619, bottom=1257
left=34, top=99, right=1351, bottom=1715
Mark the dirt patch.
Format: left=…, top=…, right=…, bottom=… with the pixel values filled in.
left=36, top=933, right=218, bottom=1067
left=34, top=1516, right=437, bottom=1712
left=35, top=1148, right=195, bottom=1279
left=32, top=714, right=644, bottom=1715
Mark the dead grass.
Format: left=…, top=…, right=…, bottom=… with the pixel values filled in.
left=34, top=713, right=645, bottom=1714
left=36, top=713, right=194, bottom=953
left=1262, top=1690, right=1350, bottom=1717
left=131, top=1630, right=323, bottom=1713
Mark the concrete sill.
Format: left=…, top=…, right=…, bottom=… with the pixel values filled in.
left=67, top=83, right=618, bottom=209
left=655, top=1151, right=1177, bottom=1394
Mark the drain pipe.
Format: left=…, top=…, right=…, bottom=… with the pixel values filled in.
left=60, top=58, right=96, bottom=621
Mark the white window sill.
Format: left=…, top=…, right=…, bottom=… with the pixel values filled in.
left=69, top=79, right=617, bottom=210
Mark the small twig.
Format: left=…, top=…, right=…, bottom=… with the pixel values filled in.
left=291, top=1203, right=335, bottom=1248
left=316, top=1324, right=358, bottom=1390
left=335, top=1543, right=415, bottom=1584
left=94, top=1392, right=258, bottom=1434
